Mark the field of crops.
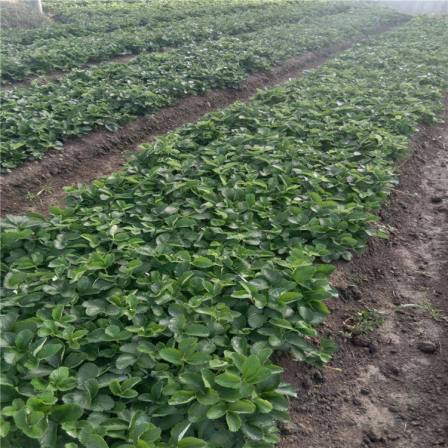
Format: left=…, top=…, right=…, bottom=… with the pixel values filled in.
left=1, top=1, right=447, bottom=448
left=0, top=1, right=406, bottom=170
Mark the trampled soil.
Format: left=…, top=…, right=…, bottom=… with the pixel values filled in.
left=0, top=23, right=402, bottom=217
left=280, top=103, right=448, bottom=448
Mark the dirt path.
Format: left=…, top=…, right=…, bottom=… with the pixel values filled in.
left=280, top=104, right=448, bottom=448
left=0, top=24, right=401, bottom=217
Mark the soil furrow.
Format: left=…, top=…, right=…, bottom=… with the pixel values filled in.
left=0, top=25, right=402, bottom=217
left=280, top=100, right=448, bottom=448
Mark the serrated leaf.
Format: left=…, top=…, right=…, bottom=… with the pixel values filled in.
left=50, top=404, right=83, bottom=423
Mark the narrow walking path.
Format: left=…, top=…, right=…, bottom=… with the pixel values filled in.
left=280, top=102, right=448, bottom=448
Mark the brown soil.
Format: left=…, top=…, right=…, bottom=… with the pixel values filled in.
left=279, top=103, right=448, bottom=447
left=0, top=24, right=402, bottom=217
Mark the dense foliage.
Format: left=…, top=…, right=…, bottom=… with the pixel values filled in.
left=0, top=5, right=405, bottom=170
left=2, top=1, right=346, bottom=46
left=1, top=1, right=351, bottom=80
left=1, top=17, right=447, bottom=448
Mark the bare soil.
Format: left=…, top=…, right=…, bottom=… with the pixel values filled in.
left=279, top=103, right=448, bottom=448
left=0, top=25, right=401, bottom=217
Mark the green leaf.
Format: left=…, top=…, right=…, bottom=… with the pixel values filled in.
left=241, top=355, right=261, bottom=381
left=206, top=402, right=227, bottom=419
left=178, top=437, right=208, bottom=448
left=116, top=353, right=136, bottom=370
left=278, top=291, right=302, bottom=305
left=196, top=389, right=220, bottom=406
left=34, top=342, right=63, bottom=360
left=50, top=404, right=83, bottom=423
left=215, top=371, right=241, bottom=389
left=77, top=363, right=99, bottom=382
left=49, top=366, right=69, bottom=381
left=184, top=324, right=210, bottom=337
left=0, top=416, right=11, bottom=438
left=168, top=390, right=196, bottom=405
left=247, top=308, right=266, bottom=329
left=79, top=430, right=109, bottom=448
left=293, top=266, right=315, bottom=286
left=241, top=422, right=263, bottom=441
left=228, top=400, right=256, bottom=414
left=253, top=397, right=273, bottom=413
left=3, top=271, right=26, bottom=289
left=192, top=257, right=214, bottom=268
left=159, top=347, right=183, bottom=365
left=188, top=402, right=208, bottom=423
left=15, top=329, right=34, bottom=350
left=225, top=412, right=241, bottom=432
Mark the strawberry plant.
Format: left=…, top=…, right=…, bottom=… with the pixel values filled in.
left=0, top=5, right=406, bottom=170
left=1, top=1, right=353, bottom=81
left=1, top=16, right=447, bottom=448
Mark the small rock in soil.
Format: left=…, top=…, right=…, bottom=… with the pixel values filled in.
left=382, top=363, right=401, bottom=377
left=430, top=196, right=443, bottom=204
left=280, top=421, right=300, bottom=435
left=360, top=387, right=370, bottom=395
left=312, top=370, right=325, bottom=384
left=347, top=284, right=363, bottom=301
left=365, top=428, right=385, bottom=443
left=388, top=404, right=400, bottom=413
left=300, top=377, right=313, bottom=391
left=417, top=340, right=438, bottom=354
left=352, top=335, right=371, bottom=348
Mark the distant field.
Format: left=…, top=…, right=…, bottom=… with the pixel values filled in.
left=373, top=0, right=448, bottom=15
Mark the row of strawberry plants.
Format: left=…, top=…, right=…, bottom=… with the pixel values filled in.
left=0, top=5, right=405, bottom=170
left=1, top=1, right=352, bottom=81
left=43, top=0, right=303, bottom=23
left=1, top=16, right=447, bottom=448
left=3, top=0, right=302, bottom=45
left=46, top=0, right=339, bottom=26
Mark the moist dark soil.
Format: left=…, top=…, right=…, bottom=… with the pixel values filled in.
left=0, top=24, right=402, bottom=217
left=279, top=103, right=448, bottom=448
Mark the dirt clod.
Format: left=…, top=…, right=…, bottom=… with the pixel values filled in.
left=352, top=335, right=372, bottom=348
left=416, top=340, right=438, bottom=354
left=430, top=196, right=443, bottom=204
left=365, top=428, right=385, bottom=443
left=347, top=284, right=363, bottom=301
